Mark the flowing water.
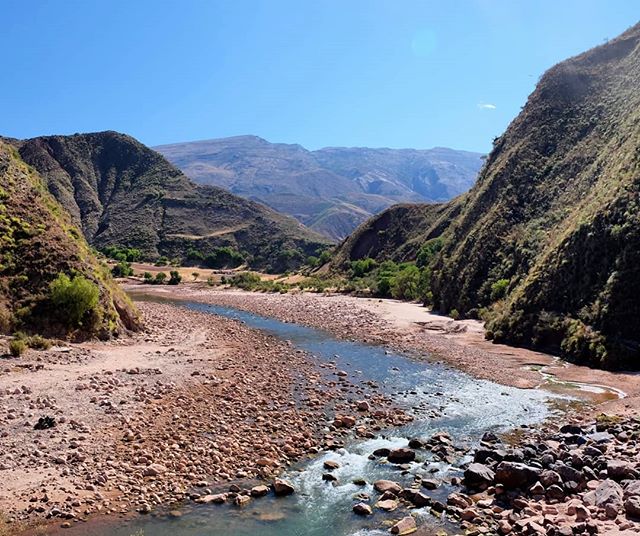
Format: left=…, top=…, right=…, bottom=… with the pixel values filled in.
left=71, top=297, right=566, bottom=536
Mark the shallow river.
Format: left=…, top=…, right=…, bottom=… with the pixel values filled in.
left=76, top=298, right=565, bottom=536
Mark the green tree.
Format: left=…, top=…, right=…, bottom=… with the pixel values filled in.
left=168, top=271, right=182, bottom=285
left=154, top=272, right=167, bottom=284
left=391, top=265, right=421, bottom=300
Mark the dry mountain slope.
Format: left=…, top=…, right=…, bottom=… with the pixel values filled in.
left=333, top=23, right=640, bottom=369
left=0, top=141, right=139, bottom=338
left=155, top=135, right=483, bottom=240
left=12, top=132, right=330, bottom=272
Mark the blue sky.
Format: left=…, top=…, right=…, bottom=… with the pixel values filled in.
left=1, top=1, right=637, bottom=152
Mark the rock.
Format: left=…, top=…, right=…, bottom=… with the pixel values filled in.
left=474, top=448, right=506, bottom=464
left=142, top=463, right=167, bottom=477
left=250, top=485, right=269, bottom=497
left=334, top=415, right=356, bottom=428
left=195, top=493, right=226, bottom=504
left=560, top=424, right=584, bottom=434
left=34, top=416, right=56, bottom=430
left=273, top=478, right=295, bottom=496
left=357, top=400, right=370, bottom=411
left=447, top=492, right=472, bottom=509
left=322, top=473, right=337, bottom=482
left=373, top=480, right=402, bottom=494
left=376, top=499, right=398, bottom=511
left=421, top=479, right=438, bottom=490
left=575, top=504, right=590, bottom=521
left=529, top=481, right=545, bottom=495
left=498, top=520, right=512, bottom=534
left=495, top=461, right=540, bottom=489
left=234, top=495, right=251, bottom=506
left=401, top=488, right=430, bottom=507
left=583, top=479, right=623, bottom=510
left=353, top=502, right=372, bottom=515
left=408, top=438, right=423, bottom=449
left=373, top=447, right=391, bottom=457
left=387, top=448, right=416, bottom=464
left=323, top=460, right=340, bottom=470
left=390, top=516, right=417, bottom=535
left=607, top=460, right=637, bottom=481
left=540, top=469, right=562, bottom=487
left=464, top=463, right=496, bottom=488
left=625, top=496, right=640, bottom=518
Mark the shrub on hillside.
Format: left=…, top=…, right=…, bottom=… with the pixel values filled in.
left=154, top=272, right=167, bottom=285
left=49, top=273, right=100, bottom=328
left=229, top=272, right=262, bottom=290
left=204, top=247, right=244, bottom=269
left=490, top=279, right=510, bottom=302
left=168, top=271, right=182, bottom=285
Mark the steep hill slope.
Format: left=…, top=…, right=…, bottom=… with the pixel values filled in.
left=328, top=202, right=460, bottom=269
left=12, top=132, right=329, bottom=272
left=430, top=24, right=640, bottom=368
left=155, top=136, right=482, bottom=239
left=0, top=141, right=139, bottom=338
left=329, top=23, right=640, bottom=369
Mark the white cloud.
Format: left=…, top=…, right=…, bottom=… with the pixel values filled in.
left=478, top=102, right=497, bottom=110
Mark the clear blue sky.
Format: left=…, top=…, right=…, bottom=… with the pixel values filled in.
left=1, top=1, right=637, bottom=153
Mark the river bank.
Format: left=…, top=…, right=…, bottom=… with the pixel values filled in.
left=0, top=301, right=405, bottom=534
left=129, top=285, right=640, bottom=414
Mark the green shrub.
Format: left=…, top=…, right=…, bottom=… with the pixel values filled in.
left=26, top=334, right=52, bottom=350
left=154, top=272, right=167, bottom=285
left=168, top=271, right=182, bottom=285
left=204, top=247, right=244, bottom=269
left=318, top=249, right=332, bottom=265
left=155, top=256, right=169, bottom=266
left=490, top=279, right=510, bottom=302
left=229, top=272, right=262, bottom=290
left=391, top=265, right=421, bottom=300
left=49, top=274, right=100, bottom=327
left=192, top=272, right=200, bottom=281
left=9, top=339, right=26, bottom=357
left=450, top=309, right=460, bottom=320
left=416, top=237, right=444, bottom=268
left=350, top=258, right=377, bottom=277
left=111, top=261, right=133, bottom=278
left=101, top=246, right=142, bottom=263
left=143, top=272, right=153, bottom=283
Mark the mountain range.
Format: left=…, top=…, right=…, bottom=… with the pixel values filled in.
left=9, top=132, right=329, bottom=273
left=331, top=22, right=640, bottom=369
left=155, top=136, right=483, bottom=240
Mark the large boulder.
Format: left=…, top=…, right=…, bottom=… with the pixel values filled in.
left=373, top=480, right=402, bottom=494
left=273, top=478, right=295, bottom=496
left=390, top=516, right=417, bottom=535
left=625, top=496, right=640, bottom=519
left=388, top=448, right=416, bottom=464
left=464, top=463, right=495, bottom=488
left=495, top=462, right=541, bottom=489
left=583, top=479, right=623, bottom=509
left=607, top=460, right=637, bottom=481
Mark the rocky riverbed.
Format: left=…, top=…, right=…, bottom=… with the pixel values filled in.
left=355, top=415, right=640, bottom=535
left=0, top=302, right=408, bottom=534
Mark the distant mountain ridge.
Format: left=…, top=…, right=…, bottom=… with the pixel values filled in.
left=155, top=136, right=483, bottom=240
left=10, top=131, right=329, bottom=272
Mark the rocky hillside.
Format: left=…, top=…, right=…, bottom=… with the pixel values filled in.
left=155, top=136, right=483, bottom=240
left=327, top=202, right=460, bottom=270
left=0, top=141, right=139, bottom=338
left=12, top=132, right=329, bottom=272
left=331, top=23, right=640, bottom=369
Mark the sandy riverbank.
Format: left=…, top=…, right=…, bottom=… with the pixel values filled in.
left=0, top=301, right=406, bottom=533
left=129, top=285, right=640, bottom=415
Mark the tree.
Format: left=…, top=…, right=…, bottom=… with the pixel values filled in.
left=391, top=265, right=421, bottom=300
left=154, top=272, right=167, bottom=284
left=168, top=271, right=182, bottom=285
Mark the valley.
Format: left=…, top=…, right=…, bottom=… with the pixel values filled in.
left=2, top=6, right=640, bottom=536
